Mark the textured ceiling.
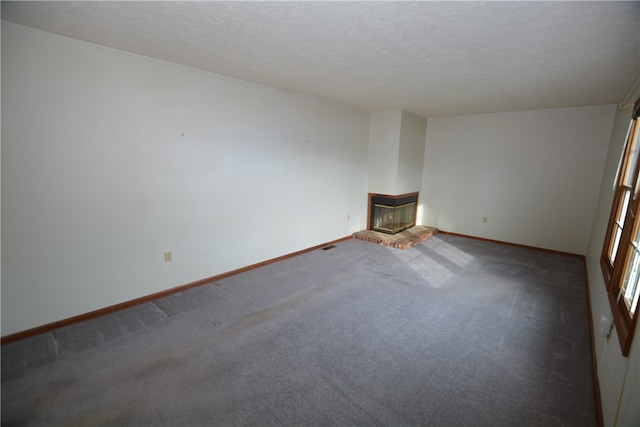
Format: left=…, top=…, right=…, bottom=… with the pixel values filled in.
left=2, top=1, right=639, bottom=117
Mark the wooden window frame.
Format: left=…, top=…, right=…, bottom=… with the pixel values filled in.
left=600, top=97, right=640, bottom=356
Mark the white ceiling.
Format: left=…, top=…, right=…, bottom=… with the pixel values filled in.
left=2, top=1, right=639, bottom=118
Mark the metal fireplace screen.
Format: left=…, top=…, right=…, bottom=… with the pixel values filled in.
left=370, top=193, right=418, bottom=234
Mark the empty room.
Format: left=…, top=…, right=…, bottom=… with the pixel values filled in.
left=2, top=1, right=639, bottom=426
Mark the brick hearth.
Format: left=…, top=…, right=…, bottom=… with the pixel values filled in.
left=353, top=225, right=438, bottom=250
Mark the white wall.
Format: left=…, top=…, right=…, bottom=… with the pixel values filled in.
left=367, top=110, right=427, bottom=196
left=421, top=105, right=616, bottom=254
left=368, top=110, right=401, bottom=195
left=397, top=111, right=427, bottom=195
left=585, top=83, right=640, bottom=427
left=1, top=22, right=371, bottom=336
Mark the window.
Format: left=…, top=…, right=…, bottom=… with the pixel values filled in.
left=601, top=97, right=640, bottom=356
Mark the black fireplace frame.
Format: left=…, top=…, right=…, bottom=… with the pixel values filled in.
left=367, top=192, right=419, bottom=234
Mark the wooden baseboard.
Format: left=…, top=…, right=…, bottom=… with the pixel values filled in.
left=437, top=230, right=585, bottom=258
left=582, top=261, right=605, bottom=427
left=1, top=235, right=353, bottom=345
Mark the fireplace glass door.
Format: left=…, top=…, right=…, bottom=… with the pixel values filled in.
left=373, top=202, right=416, bottom=234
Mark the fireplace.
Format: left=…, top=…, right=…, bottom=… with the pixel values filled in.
left=368, top=192, right=418, bottom=235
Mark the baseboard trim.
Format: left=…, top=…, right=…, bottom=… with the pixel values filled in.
left=1, top=235, right=353, bottom=345
left=582, top=260, right=604, bottom=427
left=437, top=230, right=585, bottom=258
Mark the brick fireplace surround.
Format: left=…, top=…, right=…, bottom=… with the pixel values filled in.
left=353, top=225, right=438, bottom=250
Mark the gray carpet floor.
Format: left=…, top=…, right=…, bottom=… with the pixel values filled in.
left=2, top=234, right=597, bottom=426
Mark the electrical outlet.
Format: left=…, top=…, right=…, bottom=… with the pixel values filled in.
left=483, top=217, right=488, bottom=223
left=164, top=251, right=172, bottom=263
left=347, top=214, right=350, bottom=221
